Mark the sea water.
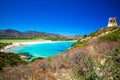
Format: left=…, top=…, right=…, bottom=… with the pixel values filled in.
left=5, top=41, right=74, bottom=60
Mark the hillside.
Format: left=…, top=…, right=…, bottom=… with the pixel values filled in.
left=0, top=26, right=120, bottom=80
left=0, top=29, right=81, bottom=40
left=72, top=26, right=120, bottom=48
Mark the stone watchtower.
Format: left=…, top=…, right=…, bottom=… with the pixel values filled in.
left=108, top=17, right=117, bottom=27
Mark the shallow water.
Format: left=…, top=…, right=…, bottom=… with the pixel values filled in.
left=5, top=41, right=74, bottom=59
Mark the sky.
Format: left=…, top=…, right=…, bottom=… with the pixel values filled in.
left=0, top=0, right=120, bottom=36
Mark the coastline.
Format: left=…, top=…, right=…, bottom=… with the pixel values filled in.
left=0, top=40, right=76, bottom=52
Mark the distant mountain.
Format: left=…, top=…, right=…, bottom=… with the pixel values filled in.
left=0, top=29, right=60, bottom=37
left=22, top=31, right=60, bottom=36
left=0, top=29, right=22, bottom=37
left=0, top=29, right=77, bottom=40
left=23, top=31, right=40, bottom=35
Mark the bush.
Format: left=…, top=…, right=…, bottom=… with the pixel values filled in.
left=107, top=44, right=120, bottom=79
left=31, top=57, right=44, bottom=62
left=100, top=31, right=120, bottom=41
left=89, top=26, right=120, bottom=38
left=0, top=52, right=27, bottom=70
left=72, top=40, right=87, bottom=48
left=0, top=43, right=12, bottom=50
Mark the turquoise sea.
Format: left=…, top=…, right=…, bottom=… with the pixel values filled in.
left=5, top=41, right=74, bottom=60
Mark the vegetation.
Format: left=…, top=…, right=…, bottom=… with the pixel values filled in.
left=100, top=30, right=120, bottom=41
left=0, top=43, right=12, bottom=50
left=88, top=26, right=120, bottom=37
left=103, top=44, right=120, bottom=80
left=31, top=57, right=44, bottom=62
left=0, top=52, right=27, bottom=70
left=73, top=44, right=120, bottom=80
left=70, top=27, right=120, bottom=80
left=71, top=39, right=87, bottom=48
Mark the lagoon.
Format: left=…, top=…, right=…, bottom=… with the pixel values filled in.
left=5, top=41, right=75, bottom=59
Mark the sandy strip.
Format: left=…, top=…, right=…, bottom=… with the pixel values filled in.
left=0, top=41, right=52, bottom=52
left=0, top=43, right=21, bottom=52
left=0, top=40, right=76, bottom=52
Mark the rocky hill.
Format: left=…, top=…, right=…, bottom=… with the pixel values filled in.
left=0, top=26, right=120, bottom=80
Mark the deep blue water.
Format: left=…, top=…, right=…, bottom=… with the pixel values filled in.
left=5, top=41, right=74, bottom=59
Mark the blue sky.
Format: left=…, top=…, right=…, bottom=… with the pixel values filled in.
left=0, top=0, right=120, bottom=36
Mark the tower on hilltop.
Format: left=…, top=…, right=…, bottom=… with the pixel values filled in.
left=108, top=17, right=117, bottom=27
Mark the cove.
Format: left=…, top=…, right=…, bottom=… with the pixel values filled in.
left=5, top=41, right=75, bottom=60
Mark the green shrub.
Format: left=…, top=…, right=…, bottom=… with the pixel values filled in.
left=0, top=52, right=27, bottom=70
left=103, top=43, right=120, bottom=79
left=31, top=57, right=44, bottom=62
left=0, top=43, right=12, bottom=50
left=100, top=31, right=120, bottom=41
left=89, top=26, right=120, bottom=38
left=72, top=40, right=87, bottom=48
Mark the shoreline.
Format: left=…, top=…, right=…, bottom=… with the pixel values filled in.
left=0, top=40, right=76, bottom=52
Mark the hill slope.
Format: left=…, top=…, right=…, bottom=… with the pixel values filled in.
left=72, top=26, right=120, bottom=48
left=0, top=26, right=120, bottom=80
